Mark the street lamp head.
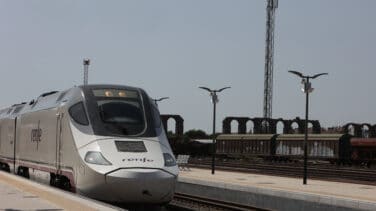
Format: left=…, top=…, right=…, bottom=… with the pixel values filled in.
left=210, top=93, right=219, bottom=104
left=216, top=86, right=231, bottom=93
left=311, top=73, right=328, bottom=79
left=288, top=70, right=304, bottom=78
left=153, top=97, right=169, bottom=106
left=199, top=86, right=213, bottom=93
left=155, top=97, right=169, bottom=102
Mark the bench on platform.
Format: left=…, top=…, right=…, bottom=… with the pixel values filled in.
left=176, top=155, right=190, bottom=171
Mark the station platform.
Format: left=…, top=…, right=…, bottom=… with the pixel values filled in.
left=0, top=171, right=122, bottom=211
left=177, top=168, right=376, bottom=211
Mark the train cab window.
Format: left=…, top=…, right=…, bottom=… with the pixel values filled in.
left=69, top=102, right=89, bottom=125
left=97, top=100, right=145, bottom=135
left=91, top=88, right=146, bottom=136
left=150, top=101, right=161, bottom=128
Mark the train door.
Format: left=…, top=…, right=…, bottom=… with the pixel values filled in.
left=55, top=111, right=63, bottom=175
left=12, top=117, right=16, bottom=174
left=53, top=109, right=71, bottom=191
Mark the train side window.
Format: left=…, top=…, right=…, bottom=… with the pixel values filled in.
left=69, top=102, right=89, bottom=125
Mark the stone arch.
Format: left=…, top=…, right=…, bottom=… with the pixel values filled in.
left=251, top=118, right=277, bottom=134
left=160, top=114, right=184, bottom=136
left=231, top=119, right=239, bottom=134
left=268, top=119, right=278, bottom=134
left=222, top=117, right=251, bottom=134
left=361, top=123, right=372, bottom=138
left=288, top=117, right=305, bottom=134
left=167, top=118, right=176, bottom=134
left=223, top=116, right=321, bottom=134
left=290, top=121, right=300, bottom=134
left=370, top=125, right=376, bottom=138
left=246, top=119, right=255, bottom=133
left=342, top=123, right=362, bottom=137
left=282, top=120, right=293, bottom=134
left=275, top=118, right=285, bottom=134
left=222, top=117, right=232, bottom=134
left=252, top=118, right=264, bottom=134
left=309, top=120, right=321, bottom=134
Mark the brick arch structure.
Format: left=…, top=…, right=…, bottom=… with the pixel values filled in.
left=285, top=118, right=305, bottom=134
left=309, top=120, right=321, bottom=134
left=222, top=117, right=322, bottom=134
left=251, top=118, right=278, bottom=134
left=371, top=125, right=376, bottom=138
left=160, top=114, right=184, bottom=136
left=360, top=123, right=372, bottom=137
left=275, top=118, right=289, bottom=134
left=343, top=123, right=362, bottom=137
left=222, top=117, right=252, bottom=134
left=284, top=118, right=321, bottom=134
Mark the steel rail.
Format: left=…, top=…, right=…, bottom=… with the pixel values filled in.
left=188, top=158, right=376, bottom=185
left=168, top=192, right=269, bottom=211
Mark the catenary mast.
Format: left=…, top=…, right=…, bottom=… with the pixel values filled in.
left=263, top=0, right=278, bottom=123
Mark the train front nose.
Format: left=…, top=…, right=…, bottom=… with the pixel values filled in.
left=104, top=168, right=176, bottom=203
left=78, top=138, right=178, bottom=203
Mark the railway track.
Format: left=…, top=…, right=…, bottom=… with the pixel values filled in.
left=168, top=192, right=268, bottom=211
left=188, top=158, right=376, bottom=185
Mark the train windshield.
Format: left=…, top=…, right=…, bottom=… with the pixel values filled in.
left=93, top=89, right=146, bottom=136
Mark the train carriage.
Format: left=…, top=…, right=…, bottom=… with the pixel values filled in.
left=350, top=138, right=376, bottom=163
left=216, top=134, right=277, bottom=157
left=0, top=84, right=179, bottom=204
left=274, top=134, right=351, bottom=162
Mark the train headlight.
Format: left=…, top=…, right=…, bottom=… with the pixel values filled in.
left=163, top=153, right=176, bottom=167
left=84, top=151, right=112, bottom=165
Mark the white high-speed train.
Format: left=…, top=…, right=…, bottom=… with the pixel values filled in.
left=0, top=84, right=178, bottom=204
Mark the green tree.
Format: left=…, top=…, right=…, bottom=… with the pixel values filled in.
left=184, top=129, right=209, bottom=139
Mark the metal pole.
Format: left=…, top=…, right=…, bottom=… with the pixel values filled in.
left=212, top=92, right=217, bottom=175
left=83, top=59, right=90, bottom=86
left=199, top=86, right=230, bottom=175
left=303, top=77, right=309, bottom=185
left=288, top=70, right=327, bottom=185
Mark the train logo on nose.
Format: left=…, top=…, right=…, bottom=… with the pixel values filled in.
left=122, top=158, right=154, bottom=162
left=31, top=120, right=42, bottom=150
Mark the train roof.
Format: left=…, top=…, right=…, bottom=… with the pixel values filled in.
left=0, top=84, right=143, bottom=119
left=276, top=133, right=348, bottom=141
left=216, top=133, right=350, bottom=141
left=217, top=134, right=277, bottom=140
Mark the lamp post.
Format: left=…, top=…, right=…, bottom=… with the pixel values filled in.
left=83, top=59, right=90, bottom=86
left=199, top=86, right=231, bottom=174
left=288, top=70, right=327, bottom=185
left=153, top=97, right=169, bottom=107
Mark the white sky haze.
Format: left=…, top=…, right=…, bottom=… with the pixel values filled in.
left=1, top=0, right=375, bottom=132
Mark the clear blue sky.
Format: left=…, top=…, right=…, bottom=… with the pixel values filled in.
left=1, top=0, right=375, bottom=132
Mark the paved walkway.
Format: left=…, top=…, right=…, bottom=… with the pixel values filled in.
left=0, top=179, right=61, bottom=210
left=0, top=171, right=120, bottom=211
left=179, top=168, right=376, bottom=203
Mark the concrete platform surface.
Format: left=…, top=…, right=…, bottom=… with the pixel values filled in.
left=0, top=171, right=122, bottom=211
left=177, top=168, right=376, bottom=211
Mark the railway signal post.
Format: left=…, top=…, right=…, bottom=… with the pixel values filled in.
left=199, top=86, right=231, bottom=175
left=288, top=70, right=328, bottom=185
